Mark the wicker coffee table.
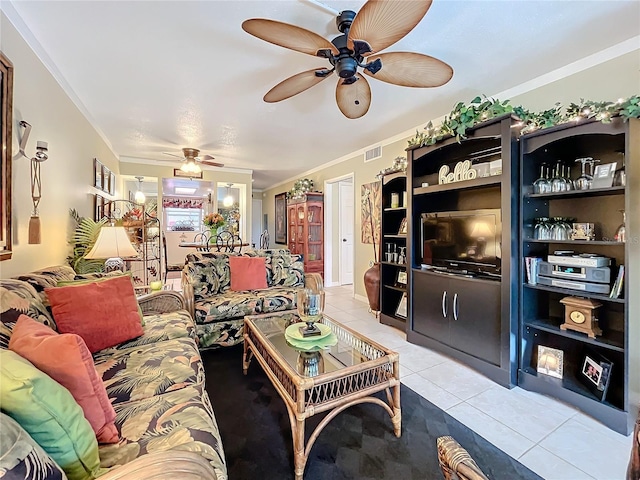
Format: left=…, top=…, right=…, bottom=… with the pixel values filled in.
left=243, top=311, right=401, bottom=480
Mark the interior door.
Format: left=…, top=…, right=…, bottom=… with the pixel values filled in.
left=251, top=198, right=262, bottom=247
left=339, top=181, right=354, bottom=285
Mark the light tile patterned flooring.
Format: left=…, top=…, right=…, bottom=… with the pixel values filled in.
left=166, top=278, right=632, bottom=480
left=323, top=285, right=632, bottom=480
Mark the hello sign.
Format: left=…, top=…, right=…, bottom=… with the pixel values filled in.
left=438, top=160, right=478, bottom=184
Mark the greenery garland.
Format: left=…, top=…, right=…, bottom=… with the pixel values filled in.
left=287, top=178, right=314, bottom=199
left=408, top=95, right=640, bottom=148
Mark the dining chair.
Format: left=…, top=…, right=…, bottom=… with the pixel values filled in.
left=162, top=231, right=184, bottom=281
left=193, top=232, right=210, bottom=252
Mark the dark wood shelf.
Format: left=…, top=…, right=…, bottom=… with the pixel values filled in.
left=523, top=283, right=624, bottom=303
left=383, top=284, right=407, bottom=293
left=526, top=186, right=625, bottom=199
left=413, top=175, right=501, bottom=195
left=380, top=261, right=407, bottom=267
left=524, top=239, right=624, bottom=246
left=380, top=312, right=406, bottom=330
left=383, top=234, right=407, bottom=239
left=525, top=318, right=624, bottom=352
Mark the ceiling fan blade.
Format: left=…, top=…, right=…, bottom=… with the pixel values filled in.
left=363, top=52, right=453, bottom=87
left=264, top=68, right=334, bottom=103
left=242, top=19, right=338, bottom=57
left=335, top=73, right=371, bottom=119
left=348, top=0, right=433, bottom=55
left=162, top=152, right=185, bottom=159
left=199, top=160, right=225, bottom=168
left=200, top=154, right=216, bottom=161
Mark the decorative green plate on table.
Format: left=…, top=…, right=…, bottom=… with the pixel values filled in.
left=285, top=333, right=338, bottom=351
left=285, top=322, right=332, bottom=341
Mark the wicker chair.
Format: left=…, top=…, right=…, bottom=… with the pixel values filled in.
left=437, top=436, right=490, bottom=480
left=628, top=412, right=640, bottom=480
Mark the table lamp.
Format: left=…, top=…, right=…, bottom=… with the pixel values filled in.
left=470, top=221, right=493, bottom=259
left=85, top=225, right=139, bottom=272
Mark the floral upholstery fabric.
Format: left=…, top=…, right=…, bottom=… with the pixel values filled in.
left=0, top=285, right=56, bottom=349
left=196, top=318, right=245, bottom=349
left=93, top=336, right=204, bottom=404
left=258, top=286, right=299, bottom=313
left=194, top=291, right=262, bottom=324
left=12, top=265, right=76, bottom=309
left=94, top=310, right=197, bottom=355
left=99, top=383, right=226, bottom=480
left=184, top=254, right=232, bottom=300
left=0, top=412, right=67, bottom=480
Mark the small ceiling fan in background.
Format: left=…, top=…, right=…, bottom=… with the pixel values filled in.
left=160, top=147, right=224, bottom=174
left=242, top=0, right=453, bottom=119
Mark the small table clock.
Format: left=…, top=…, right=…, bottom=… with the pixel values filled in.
left=559, top=296, right=602, bottom=338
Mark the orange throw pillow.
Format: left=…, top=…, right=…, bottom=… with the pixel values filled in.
left=9, top=315, right=119, bottom=444
left=229, top=256, right=267, bottom=291
left=45, top=275, right=144, bottom=353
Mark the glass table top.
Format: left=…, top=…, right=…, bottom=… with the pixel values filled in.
left=247, top=311, right=381, bottom=377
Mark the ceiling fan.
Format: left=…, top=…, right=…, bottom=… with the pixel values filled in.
left=242, top=0, right=453, bottom=119
left=160, top=147, right=224, bottom=174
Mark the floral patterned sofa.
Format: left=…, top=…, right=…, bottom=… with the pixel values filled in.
left=182, top=249, right=322, bottom=349
left=0, top=265, right=227, bottom=480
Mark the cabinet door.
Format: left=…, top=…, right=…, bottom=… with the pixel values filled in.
left=412, top=272, right=450, bottom=344
left=448, top=277, right=501, bottom=365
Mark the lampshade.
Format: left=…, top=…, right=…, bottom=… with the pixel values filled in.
left=134, top=176, right=146, bottom=204
left=223, top=183, right=234, bottom=207
left=470, top=221, right=493, bottom=238
left=85, top=226, right=139, bottom=259
left=180, top=160, right=201, bottom=174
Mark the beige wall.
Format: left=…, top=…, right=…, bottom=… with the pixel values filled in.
left=263, top=50, right=640, bottom=300
left=0, top=14, right=119, bottom=278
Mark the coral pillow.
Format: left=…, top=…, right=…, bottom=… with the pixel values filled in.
left=45, top=275, right=144, bottom=353
left=229, top=256, right=267, bottom=291
left=9, top=315, right=119, bottom=444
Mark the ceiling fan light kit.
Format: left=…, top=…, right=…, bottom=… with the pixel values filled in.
left=134, top=176, right=146, bottom=204
left=242, top=0, right=453, bottom=119
left=162, top=147, right=224, bottom=173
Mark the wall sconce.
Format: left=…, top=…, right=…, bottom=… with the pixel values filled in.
left=18, top=121, right=49, bottom=244
left=134, top=176, right=146, bottom=204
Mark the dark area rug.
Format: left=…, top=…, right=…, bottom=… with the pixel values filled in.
left=203, top=345, right=541, bottom=480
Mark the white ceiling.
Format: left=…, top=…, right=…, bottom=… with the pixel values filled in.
left=5, top=1, right=639, bottom=189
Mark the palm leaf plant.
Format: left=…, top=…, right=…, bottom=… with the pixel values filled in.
left=67, top=209, right=108, bottom=273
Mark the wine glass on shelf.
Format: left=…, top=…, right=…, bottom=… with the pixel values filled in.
left=297, top=288, right=325, bottom=337
left=562, top=162, right=574, bottom=190
left=550, top=161, right=569, bottom=193
left=574, top=157, right=593, bottom=190
left=533, top=163, right=551, bottom=194
left=615, top=210, right=626, bottom=243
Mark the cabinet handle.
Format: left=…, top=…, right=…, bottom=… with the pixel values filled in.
left=441, top=291, right=447, bottom=318
left=453, top=293, right=459, bottom=321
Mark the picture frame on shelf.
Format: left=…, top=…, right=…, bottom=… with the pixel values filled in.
left=274, top=192, right=287, bottom=244
left=591, top=162, right=616, bottom=189
left=398, top=217, right=408, bottom=235
left=578, top=348, right=613, bottom=402
left=536, top=345, right=563, bottom=379
left=395, top=292, right=408, bottom=318
left=94, top=158, right=103, bottom=189
left=396, top=269, right=407, bottom=287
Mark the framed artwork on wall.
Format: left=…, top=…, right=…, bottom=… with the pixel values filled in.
left=174, top=168, right=203, bottom=179
left=94, top=158, right=103, bottom=189
left=275, top=192, right=287, bottom=244
left=109, top=172, right=116, bottom=195
left=0, top=52, right=14, bottom=261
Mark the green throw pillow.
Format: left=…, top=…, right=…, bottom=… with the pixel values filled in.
left=57, top=273, right=145, bottom=326
left=0, top=350, right=101, bottom=480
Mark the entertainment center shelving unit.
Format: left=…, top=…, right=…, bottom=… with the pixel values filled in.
left=405, top=114, right=520, bottom=388
left=518, top=117, right=639, bottom=435
left=379, top=172, right=408, bottom=330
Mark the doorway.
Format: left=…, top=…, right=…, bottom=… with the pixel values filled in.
left=324, top=173, right=355, bottom=288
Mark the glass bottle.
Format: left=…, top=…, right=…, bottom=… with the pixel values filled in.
left=533, top=163, right=551, bottom=194
left=614, top=210, right=626, bottom=243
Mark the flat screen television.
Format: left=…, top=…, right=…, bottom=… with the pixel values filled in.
left=421, top=209, right=502, bottom=276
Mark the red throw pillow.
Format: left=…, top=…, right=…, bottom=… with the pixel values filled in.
left=45, top=275, right=144, bottom=353
left=9, top=315, right=119, bottom=444
left=229, top=256, right=267, bottom=291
